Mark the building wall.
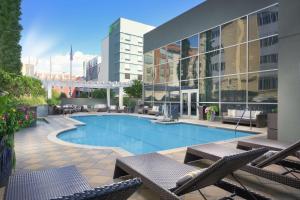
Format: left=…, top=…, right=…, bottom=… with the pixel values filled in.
left=108, top=18, right=154, bottom=82
left=99, top=37, right=109, bottom=82
left=144, top=0, right=277, bottom=52
left=278, top=0, right=300, bottom=142
left=143, top=2, right=279, bottom=115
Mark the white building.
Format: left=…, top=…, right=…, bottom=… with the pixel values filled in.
left=85, top=56, right=101, bottom=81
left=100, top=18, right=155, bottom=82
left=22, top=63, right=35, bottom=77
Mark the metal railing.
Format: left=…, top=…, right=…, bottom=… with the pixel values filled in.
left=234, top=108, right=252, bottom=137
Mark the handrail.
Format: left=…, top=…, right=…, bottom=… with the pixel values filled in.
left=234, top=108, right=252, bottom=137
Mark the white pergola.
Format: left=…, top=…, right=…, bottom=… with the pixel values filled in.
left=42, top=80, right=133, bottom=107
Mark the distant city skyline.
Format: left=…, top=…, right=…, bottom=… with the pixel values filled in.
left=20, top=0, right=203, bottom=76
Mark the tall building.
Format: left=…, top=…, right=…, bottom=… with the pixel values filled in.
left=22, top=64, right=35, bottom=77
left=100, top=18, right=154, bottom=82
left=143, top=0, right=300, bottom=142
left=85, top=56, right=101, bottom=81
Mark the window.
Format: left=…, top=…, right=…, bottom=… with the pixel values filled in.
left=125, top=73, right=130, bottom=79
left=124, top=54, right=130, bottom=61
left=221, top=44, right=247, bottom=75
left=248, top=71, right=277, bottom=103
left=199, top=78, right=219, bottom=102
left=181, top=34, right=199, bottom=58
left=166, top=41, right=181, bottom=63
left=248, top=5, right=278, bottom=40
left=249, top=36, right=278, bottom=72
left=180, top=56, right=198, bottom=80
left=200, top=27, right=220, bottom=53
left=221, top=17, right=247, bottom=47
left=137, top=56, right=143, bottom=63
left=199, top=50, right=220, bottom=78
left=138, top=75, right=143, bottom=80
left=221, top=74, right=247, bottom=102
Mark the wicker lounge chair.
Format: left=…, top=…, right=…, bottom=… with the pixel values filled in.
left=108, top=105, right=118, bottom=113
left=237, top=137, right=300, bottom=158
left=5, top=165, right=142, bottom=200
left=94, top=104, right=107, bottom=112
left=148, top=106, right=160, bottom=115
left=184, top=143, right=300, bottom=189
left=114, top=149, right=270, bottom=200
left=118, top=105, right=127, bottom=113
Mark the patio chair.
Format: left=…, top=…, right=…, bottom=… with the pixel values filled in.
left=108, top=105, right=118, bottom=113
left=184, top=143, right=300, bottom=189
left=5, top=165, right=142, bottom=200
left=237, top=137, right=300, bottom=158
left=118, top=105, right=127, bottom=113
left=114, top=148, right=270, bottom=200
left=81, top=105, right=89, bottom=112
left=94, top=104, right=107, bottom=112
left=148, top=106, right=160, bottom=115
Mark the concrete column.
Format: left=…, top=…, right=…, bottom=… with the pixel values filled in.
left=119, top=87, right=124, bottom=107
left=47, top=85, right=52, bottom=99
left=106, top=88, right=111, bottom=107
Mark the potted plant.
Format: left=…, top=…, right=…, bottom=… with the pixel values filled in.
left=205, top=105, right=219, bottom=121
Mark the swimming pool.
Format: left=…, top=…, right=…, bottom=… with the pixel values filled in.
left=58, top=115, right=252, bottom=154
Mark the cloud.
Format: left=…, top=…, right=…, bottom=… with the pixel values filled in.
left=21, top=24, right=59, bottom=58
left=22, top=51, right=98, bottom=76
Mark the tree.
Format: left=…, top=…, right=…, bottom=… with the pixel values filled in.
left=124, top=80, right=142, bottom=98
left=91, top=89, right=115, bottom=99
left=0, top=0, right=23, bottom=74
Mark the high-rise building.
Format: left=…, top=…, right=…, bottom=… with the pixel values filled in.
left=85, top=56, right=101, bottom=81
left=22, top=63, right=35, bottom=77
left=100, top=18, right=154, bottom=82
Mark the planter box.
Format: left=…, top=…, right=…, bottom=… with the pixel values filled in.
left=267, top=113, right=278, bottom=140
left=0, top=136, right=13, bottom=187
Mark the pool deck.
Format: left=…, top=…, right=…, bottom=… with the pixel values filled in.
left=0, top=113, right=299, bottom=200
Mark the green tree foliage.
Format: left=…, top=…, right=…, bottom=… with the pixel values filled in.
left=59, top=92, right=67, bottom=99
left=0, top=70, right=45, bottom=98
left=124, top=80, right=142, bottom=98
left=91, top=89, right=115, bottom=99
left=0, top=0, right=23, bottom=74
left=47, top=90, right=61, bottom=105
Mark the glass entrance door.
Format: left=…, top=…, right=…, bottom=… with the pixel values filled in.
left=181, top=90, right=199, bottom=118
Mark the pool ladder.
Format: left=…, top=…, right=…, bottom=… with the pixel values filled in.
left=234, top=108, right=252, bottom=138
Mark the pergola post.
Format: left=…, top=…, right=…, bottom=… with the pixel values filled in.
left=106, top=88, right=110, bottom=108
left=47, top=84, right=52, bottom=99
left=119, top=87, right=124, bottom=107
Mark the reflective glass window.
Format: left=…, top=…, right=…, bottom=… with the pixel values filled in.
left=199, top=78, right=219, bottom=102
left=248, top=71, right=277, bottom=103
left=166, top=82, right=180, bottom=102
left=180, top=56, right=198, bottom=81
left=248, top=36, right=278, bottom=72
left=181, top=34, right=199, bottom=58
left=165, top=61, right=180, bottom=83
left=154, top=84, right=166, bottom=102
left=200, top=27, right=220, bottom=53
left=221, top=74, right=247, bottom=102
left=199, top=50, right=220, bottom=78
left=143, top=84, right=153, bottom=102
left=221, top=44, right=247, bottom=75
left=166, top=41, right=181, bottom=63
left=180, top=80, right=198, bottom=90
left=249, top=5, right=278, bottom=40
left=221, top=17, right=247, bottom=47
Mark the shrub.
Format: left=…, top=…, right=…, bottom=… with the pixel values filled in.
left=124, top=80, right=142, bottom=98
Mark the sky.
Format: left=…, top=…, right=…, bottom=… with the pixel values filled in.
left=20, top=0, right=204, bottom=76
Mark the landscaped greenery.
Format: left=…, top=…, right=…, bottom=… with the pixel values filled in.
left=124, top=80, right=142, bottom=98
left=0, top=0, right=23, bottom=74
left=92, top=89, right=115, bottom=99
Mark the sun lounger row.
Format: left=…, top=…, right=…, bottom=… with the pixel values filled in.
left=5, top=138, right=300, bottom=199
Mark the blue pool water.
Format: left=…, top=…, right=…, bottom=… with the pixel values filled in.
left=58, top=115, right=252, bottom=154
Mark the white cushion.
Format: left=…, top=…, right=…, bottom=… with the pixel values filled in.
left=144, top=106, right=149, bottom=109
left=119, top=106, right=125, bottom=110
left=243, top=111, right=251, bottom=119
left=83, top=105, right=88, bottom=109
left=94, top=104, right=106, bottom=109
left=110, top=105, right=117, bottom=110
left=235, top=110, right=244, bottom=118
left=152, top=106, right=159, bottom=112
left=227, top=109, right=234, bottom=117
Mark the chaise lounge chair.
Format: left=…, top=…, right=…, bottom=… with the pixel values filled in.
left=118, top=105, right=127, bottom=113
left=148, top=106, right=160, bottom=115
left=184, top=142, right=300, bottom=189
left=237, top=137, right=300, bottom=158
left=94, top=104, right=107, bottom=112
left=108, top=105, right=118, bottom=113
left=5, top=165, right=141, bottom=200
left=114, top=148, right=270, bottom=200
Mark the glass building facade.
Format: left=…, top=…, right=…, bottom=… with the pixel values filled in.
left=143, top=4, right=278, bottom=116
